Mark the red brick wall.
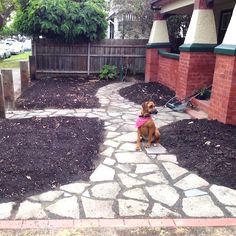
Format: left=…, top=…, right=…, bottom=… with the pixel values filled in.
left=157, top=55, right=179, bottom=91
left=177, top=52, right=216, bottom=99
left=145, top=48, right=159, bottom=82
left=209, top=55, right=236, bottom=125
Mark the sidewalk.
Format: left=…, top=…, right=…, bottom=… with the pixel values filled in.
left=1, top=82, right=236, bottom=222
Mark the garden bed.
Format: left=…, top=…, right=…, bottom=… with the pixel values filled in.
left=160, top=119, right=236, bottom=190
left=0, top=117, right=104, bottom=202
left=15, top=77, right=113, bottom=110
left=119, top=82, right=175, bottom=106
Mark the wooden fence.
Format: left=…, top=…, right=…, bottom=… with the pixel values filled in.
left=31, top=39, right=148, bottom=78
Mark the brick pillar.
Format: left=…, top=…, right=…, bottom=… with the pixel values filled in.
left=208, top=4, right=236, bottom=125
left=145, top=11, right=170, bottom=82
left=176, top=0, right=217, bottom=99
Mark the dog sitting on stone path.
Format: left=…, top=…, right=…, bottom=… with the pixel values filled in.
left=135, top=101, right=160, bottom=151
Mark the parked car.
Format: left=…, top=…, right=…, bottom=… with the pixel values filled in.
left=8, top=41, right=24, bottom=55
left=23, top=39, right=32, bottom=51
left=0, top=41, right=11, bottom=59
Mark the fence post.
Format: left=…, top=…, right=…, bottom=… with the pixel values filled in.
left=20, top=61, right=29, bottom=92
left=29, top=56, right=36, bottom=81
left=87, top=42, right=91, bottom=76
left=0, top=74, right=6, bottom=119
left=1, top=70, right=15, bottom=110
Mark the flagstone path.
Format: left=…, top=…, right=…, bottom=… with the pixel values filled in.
left=1, top=82, right=236, bottom=220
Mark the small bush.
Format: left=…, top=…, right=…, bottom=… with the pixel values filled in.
left=99, top=65, right=118, bottom=80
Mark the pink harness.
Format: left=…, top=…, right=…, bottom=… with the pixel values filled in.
left=135, top=116, right=151, bottom=128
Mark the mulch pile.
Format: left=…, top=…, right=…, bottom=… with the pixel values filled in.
left=119, top=82, right=175, bottom=106
left=160, top=119, right=236, bottom=189
left=0, top=117, right=104, bottom=202
left=15, top=77, right=112, bottom=110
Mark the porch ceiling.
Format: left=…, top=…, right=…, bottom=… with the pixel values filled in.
left=151, top=0, right=235, bottom=15
left=151, top=0, right=194, bottom=14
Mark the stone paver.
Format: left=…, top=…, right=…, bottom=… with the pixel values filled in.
left=91, top=182, right=120, bottom=199
left=123, top=188, right=148, bottom=202
left=210, top=185, right=236, bottom=206
left=3, top=81, right=236, bottom=219
left=174, top=174, right=209, bottom=190
left=0, top=202, right=15, bottom=219
left=46, top=197, right=80, bottom=219
left=118, top=199, right=149, bottom=216
left=81, top=197, right=114, bottom=218
left=150, top=203, right=180, bottom=218
left=182, top=196, right=224, bottom=217
left=15, top=201, right=46, bottom=219
left=146, top=185, right=179, bottom=207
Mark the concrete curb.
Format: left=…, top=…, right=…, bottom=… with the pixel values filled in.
left=0, top=218, right=236, bottom=229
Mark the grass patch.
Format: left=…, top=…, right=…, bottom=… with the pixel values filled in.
left=0, top=51, right=32, bottom=69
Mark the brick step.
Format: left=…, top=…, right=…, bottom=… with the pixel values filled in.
left=186, top=108, right=208, bottom=120
left=191, top=98, right=210, bottom=114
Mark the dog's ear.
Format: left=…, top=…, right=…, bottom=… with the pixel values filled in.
left=141, top=102, right=148, bottom=116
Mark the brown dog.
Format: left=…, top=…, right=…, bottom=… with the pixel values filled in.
left=135, top=101, right=160, bottom=151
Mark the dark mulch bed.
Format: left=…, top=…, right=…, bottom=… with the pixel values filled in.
left=15, top=77, right=112, bottom=110
left=160, top=119, right=236, bottom=189
left=119, top=82, right=175, bottom=106
left=0, top=117, right=104, bottom=202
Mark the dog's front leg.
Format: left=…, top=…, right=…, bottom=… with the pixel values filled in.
left=145, top=128, right=155, bottom=148
left=136, top=128, right=142, bottom=151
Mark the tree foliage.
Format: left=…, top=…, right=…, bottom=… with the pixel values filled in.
left=14, top=0, right=108, bottom=41
left=111, top=0, right=153, bottom=39
left=0, top=0, right=16, bottom=29
left=167, top=15, right=191, bottom=53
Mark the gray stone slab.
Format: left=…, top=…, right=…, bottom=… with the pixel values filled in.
left=118, top=199, right=149, bottom=216
left=145, top=144, right=167, bottom=154
left=184, top=189, right=208, bottom=198
left=103, top=158, right=116, bottom=166
left=142, top=173, right=168, bottom=184
left=135, top=164, right=159, bottom=174
left=123, top=188, right=148, bottom=202
left=162, top=162, right=188, bottom=180
left=101, top=147, right=115, bottom=157
left=146, top=185, right=179, bottom=207
left=226, top=207, right=236, bottom=217
left=156, top=154, right=178, bottom=163
left=115, top=152, right=151, bottom=164
left=118, top=124, right=135, bottom=132
left=106, top=132, right=120, bottom=139
left=119, top=143, right=136, bottom=151
left=16, top=201, right=46, bottom=219
left=81, top=197, right=114, bottom=218
left=182, top=196, right=224, bottom=217
left=82, top=190, right=90, bottom=198
left=174, top=174, right=209, bottom=190
left=114, top=132, right=136, bottom=142
left=118, top=173, right=145, bottom=188
left=0, top=202, right=15, bottom=219
left=46, top=196, right=80, bottom=219
left=210, top=185, right=236, bottom=206
left=60, top=183, right=89, bottom=195
left=150, top=203, right=181, bottom=217
left=29, top=190, right=64, bottom=202
left=104, top=140, right=120, bottom=148
left=105, top=126, right=119, bottom=132
left=90, top=164, right=115, bottom=182
left=91, top=182, right=121, bottom=199
left=116, top=164, right=132, bottom=173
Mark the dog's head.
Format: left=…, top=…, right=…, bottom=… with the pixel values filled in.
left=141, top=101, right=158, bottom=117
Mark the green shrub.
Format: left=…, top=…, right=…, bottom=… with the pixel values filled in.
left=14, top=0, right=108, bottom=42
left=99, top=65, right=118, bottom=80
